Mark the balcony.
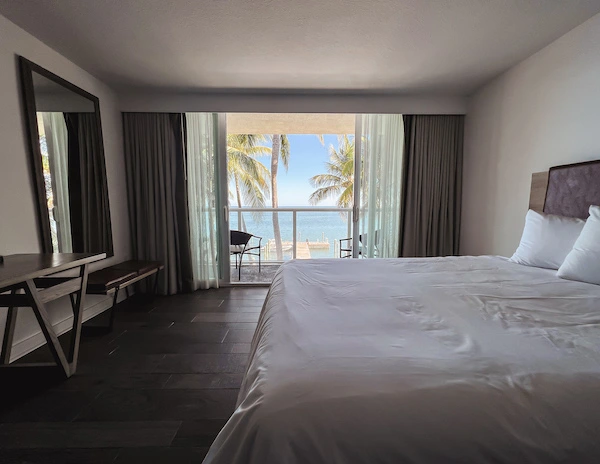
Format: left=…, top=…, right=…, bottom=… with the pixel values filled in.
left=229, top=207, right=352, bottom=283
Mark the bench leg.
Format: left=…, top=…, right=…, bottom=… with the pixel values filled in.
left=108, top=287, right=120, bottom=331
left=153, top=270, right=160, bottom=295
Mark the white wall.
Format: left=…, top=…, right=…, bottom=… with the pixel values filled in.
left=120, top=91, right=467, bottom=114
left=0, top=14, right=131, bottom=360
left=462, top=13, right=600, bottom=257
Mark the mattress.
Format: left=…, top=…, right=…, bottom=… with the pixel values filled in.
left=204, top=256, right=600, bottom=464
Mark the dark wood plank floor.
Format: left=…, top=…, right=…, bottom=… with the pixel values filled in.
left=0, top=287, right=268, bottom=463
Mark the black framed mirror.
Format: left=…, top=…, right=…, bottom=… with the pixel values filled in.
left=19, top=56, right=113, bottom=256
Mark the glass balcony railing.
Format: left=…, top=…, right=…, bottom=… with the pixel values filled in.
left=229, top=207, right=352, bottom=263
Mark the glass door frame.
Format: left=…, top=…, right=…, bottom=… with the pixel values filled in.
left=352, top=114, right=362, bottom=258
left=216, top=113, right=231, bottom=285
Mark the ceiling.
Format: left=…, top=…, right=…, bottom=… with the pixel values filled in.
left=227, top=113, right=355, bottom=134
left=1, top=0, right=599, bottom=95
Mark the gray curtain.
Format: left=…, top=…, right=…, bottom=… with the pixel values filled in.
left=122, top=113, right=194, bottom=295
left=64, top=112, right=113, bottom=254
left=400, top=115, right=464, bottom=257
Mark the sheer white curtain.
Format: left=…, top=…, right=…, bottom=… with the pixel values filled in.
left=42, top=112, right=72, bottom=252
left=358, top=114, right=404, bottom=258
left=186, top=113, right=220, bottom=289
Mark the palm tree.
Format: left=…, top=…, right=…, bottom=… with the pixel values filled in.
left=227, top=134, right=271, bottom=230
left=270, top=134, right=290, bottom=260
left=309, top=135, right=355, bottom=208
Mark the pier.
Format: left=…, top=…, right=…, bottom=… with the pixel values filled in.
left=265, top=239, right=330, bottom=259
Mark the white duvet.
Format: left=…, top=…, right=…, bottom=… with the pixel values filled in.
left=204, top=256, right=600, bottom=464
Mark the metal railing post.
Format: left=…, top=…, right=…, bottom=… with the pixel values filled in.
left=292, top=211, right=297, bottom=260
left=347, top=210, right=352, bottom=241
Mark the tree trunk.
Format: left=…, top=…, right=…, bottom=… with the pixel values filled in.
left=234, top=175, right=246, bottom=232
left=271, top=134, right=283, bottom=260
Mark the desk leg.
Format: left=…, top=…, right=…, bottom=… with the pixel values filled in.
left=24, top=279, right=71, bottom=378
left=68, top=263, right=89, bottom=373
left=1, top=288, right=18, bottom=364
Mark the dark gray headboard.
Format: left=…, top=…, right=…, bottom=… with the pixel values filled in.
left=543, top=160, right=600, bottom=219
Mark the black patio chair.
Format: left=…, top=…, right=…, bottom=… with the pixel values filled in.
left=339, top=231, right=380, bottom=258
left=230, top=230, right=262, bottom=280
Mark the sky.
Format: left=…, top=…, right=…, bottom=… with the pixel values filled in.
left=232, top=134, right=352, bottom=207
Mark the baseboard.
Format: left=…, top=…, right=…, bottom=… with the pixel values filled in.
left=9, top=292, right=129, bottom=363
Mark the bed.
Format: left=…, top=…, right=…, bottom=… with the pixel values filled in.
left=204, top=161, right=600, bottom=464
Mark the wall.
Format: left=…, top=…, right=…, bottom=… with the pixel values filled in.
left=119, top=91, right=467, bottom=114
left=0, top=14, right=131, bottom=360
left=461, top=13, right=600, bottom=257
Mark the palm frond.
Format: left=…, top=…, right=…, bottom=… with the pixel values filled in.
left=308, top=135, right=355, bottom=206
left=308, top=186, right=342, bottom=205
left=227, top=134, right=271, bottom=208
left=309, top=173, right=343, bottom=188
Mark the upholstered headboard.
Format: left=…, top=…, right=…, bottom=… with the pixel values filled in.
left=529, top=160, right=600, bottom=219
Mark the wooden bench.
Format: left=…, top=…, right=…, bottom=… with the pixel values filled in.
left=86, top=260, right=164, bottom=330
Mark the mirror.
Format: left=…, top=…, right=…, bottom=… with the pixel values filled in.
left=19, top=57, right=113, bottom=256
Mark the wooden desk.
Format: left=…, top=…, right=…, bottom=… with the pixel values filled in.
left=0, top=253, right=105, bottom=378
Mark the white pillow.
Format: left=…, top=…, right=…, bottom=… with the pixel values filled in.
left=510, top=209, right=585, bottom=270
left=557, top=205, right=600, bottom=285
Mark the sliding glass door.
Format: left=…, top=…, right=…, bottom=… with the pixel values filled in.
left=213, top=113, right=404, bottom=286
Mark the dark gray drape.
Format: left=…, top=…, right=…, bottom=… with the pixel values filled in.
left=65, top=112, right=113, bottom=254
left=122, top=113, right=193, bottom=295
left=400, top=115, right=464, bottom=257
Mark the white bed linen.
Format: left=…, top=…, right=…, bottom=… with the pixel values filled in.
left=204, top=256, right=600, bottom=464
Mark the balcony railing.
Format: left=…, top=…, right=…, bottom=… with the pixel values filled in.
left=230, top=207, right=352, bottom=261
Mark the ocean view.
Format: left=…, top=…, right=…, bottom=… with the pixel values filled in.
left=230, top=210, right=352, bottom=260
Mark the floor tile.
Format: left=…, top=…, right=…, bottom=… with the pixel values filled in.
left=223, top=329, right=257, bottom=343
left=229, top=343, right=252, bottom=353
left=211, top=301, right=264, bottom=312
left=112, top=331, right=230, bottom=355
left=0, top=390, right=101, bottom=423
left=164, top=373, right=243, bottom=389
left=0, top=421, right=180, bottom=448
left=74, top=354, right=166, bottom=375
left=76, top=389, right=238, bottom=421
left=191, top=312, right=260, bottom=323
left=155, top=354, right=249, bottom=374
left=50, top=374, right=172, bottom=391
left=171, top=419, right=228, bottom=447
left=150, top=299, right=224, bottom=312
left=116, top=312, right=198, bottom=323
left=114, top=446, right=209, bottom=463
left=188, top=322, right=257, bottom=330
left=0, top=448, right=119, bottom=464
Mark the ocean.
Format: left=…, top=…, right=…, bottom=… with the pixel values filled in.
left=230, top=210, right=352, bottom=260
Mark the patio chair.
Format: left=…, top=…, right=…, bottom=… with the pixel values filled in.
left=230, top=230, right=262, bottom=280
left=339, top=231, right=379, bottom=258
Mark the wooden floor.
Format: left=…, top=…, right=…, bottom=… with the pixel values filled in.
left=0, top=286, right=268, bottom=463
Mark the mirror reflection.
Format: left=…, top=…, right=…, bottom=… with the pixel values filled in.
left=31, top=70, right=112, bottom=254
